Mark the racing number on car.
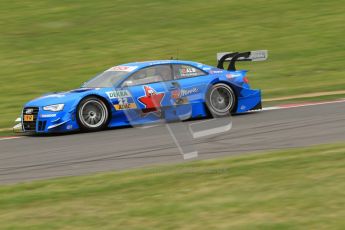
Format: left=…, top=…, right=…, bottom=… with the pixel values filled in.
left=116, top=97, right=136, bottom=110
left=118, top=97, right=128, bottom=106
left=106, top=90, right=137, bottom=110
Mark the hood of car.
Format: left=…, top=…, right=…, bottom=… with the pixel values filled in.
left=24, top=88, right=100, bottom=107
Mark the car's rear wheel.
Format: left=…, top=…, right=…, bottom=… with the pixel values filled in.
left=77, top=97, right=109, bottom=131
left=206, top=83, right=236, bottom=117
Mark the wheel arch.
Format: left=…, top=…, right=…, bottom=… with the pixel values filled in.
left=83, top=94, right=113, bottom=112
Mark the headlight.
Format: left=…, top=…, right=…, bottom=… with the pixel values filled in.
left=43, top=104, right=64, bottom=112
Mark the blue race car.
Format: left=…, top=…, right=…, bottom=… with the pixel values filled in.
left=15, top=50, right=267, bottom=134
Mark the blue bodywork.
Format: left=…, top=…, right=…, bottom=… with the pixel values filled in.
left=21, top=60, right=261, bottom=133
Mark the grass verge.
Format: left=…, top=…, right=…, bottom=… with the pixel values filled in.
left=0, top=129, right=15, bottom=137
left=0, top=143, right=344, bottom=229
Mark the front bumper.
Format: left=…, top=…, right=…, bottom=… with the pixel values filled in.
left=19, top=106, right=79, bottom=134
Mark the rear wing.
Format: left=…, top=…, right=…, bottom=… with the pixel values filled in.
left=217, top=50, right=268, bottom=71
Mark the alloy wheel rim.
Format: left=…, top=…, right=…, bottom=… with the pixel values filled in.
left=209, top=86, right=233, bottom=114
left=79, top=100, right=107, bottom=128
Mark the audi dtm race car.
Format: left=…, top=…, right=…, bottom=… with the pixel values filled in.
left=14, top=50, right=268, bottom=134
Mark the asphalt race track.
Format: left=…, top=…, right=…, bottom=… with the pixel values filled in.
left=1, top=101, right=344, bottom=184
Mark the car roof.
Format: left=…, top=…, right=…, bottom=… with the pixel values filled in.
left=117, top=60, right=206, bottom=68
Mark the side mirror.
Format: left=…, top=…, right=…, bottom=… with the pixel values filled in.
left=122, top=80, right=133, bottom=87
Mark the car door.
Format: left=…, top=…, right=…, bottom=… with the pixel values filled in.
left=119, top=64, right=174, bottom=125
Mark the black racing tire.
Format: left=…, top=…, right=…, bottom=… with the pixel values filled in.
left=77, top=97, right=109, bottom=131
left=205, top=83, right=236, bottom=117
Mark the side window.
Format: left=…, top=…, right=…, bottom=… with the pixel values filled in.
left=173, top=64, right=207, bottom=80
left=122, top=65, right=172, bottom=87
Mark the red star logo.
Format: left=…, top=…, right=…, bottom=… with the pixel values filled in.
left=138, top=86, right=164, bottom=114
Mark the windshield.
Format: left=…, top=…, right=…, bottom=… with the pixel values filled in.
left=82, top=70, right=129, bottom=88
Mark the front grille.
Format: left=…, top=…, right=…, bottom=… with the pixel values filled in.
left=22, top=107, right=39, bottom=131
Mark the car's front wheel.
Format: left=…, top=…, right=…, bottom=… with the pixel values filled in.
left=206, top=83, right=236, bottom=117
left=77, top=97, right=109, bottom=131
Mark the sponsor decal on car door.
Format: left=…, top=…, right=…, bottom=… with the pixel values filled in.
left=138, top=85, right=165, bottom=115
left=106, top=89, right=138, bottom=110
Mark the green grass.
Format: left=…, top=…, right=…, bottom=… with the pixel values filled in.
left=0, top=144, right=344, bottom=229
left=0, top=129, right=13, bottom=137
left=0, top=129, right=25, bottom=137
left=0, top=0, right=344, bottom=129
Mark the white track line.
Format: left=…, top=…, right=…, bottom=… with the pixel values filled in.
left=263, top=98, right=345, bottom=111
left=262, top=106, right=281, bottom=111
